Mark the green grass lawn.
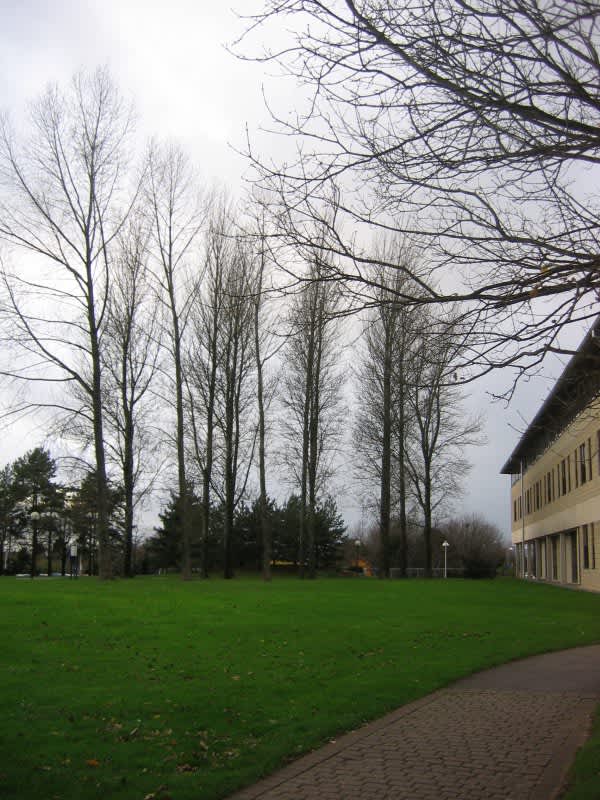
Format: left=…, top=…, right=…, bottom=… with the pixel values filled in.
left=2, top=576, right=600, bottom=800
left=563, top=705, right=600, bottom=800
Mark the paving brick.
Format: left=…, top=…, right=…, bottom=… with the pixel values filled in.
left=227, top=645, right=600, bottom=800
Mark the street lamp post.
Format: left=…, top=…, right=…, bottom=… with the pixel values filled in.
left=30, top=510, right=40, bottom=579
left=442, top=540, right=449, bottom=579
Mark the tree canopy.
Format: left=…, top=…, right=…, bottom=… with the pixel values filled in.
left=237, top=0, right=600, bottom=382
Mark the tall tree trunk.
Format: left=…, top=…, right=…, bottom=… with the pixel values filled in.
left=256, top=362, right=271, bottom=581
left=200, top=464, right=211, bottom=579
left=171, top=303, right=192, bottom=581
left=223, top=364, right=235, bottom=580
left=299, top=353, right=312, bottom=579
left=423, top=461, right=432, bottom=577
left=254, top=260, right=271, bottom=582
left=379, top=326, right=392, bottom=579
left=307, top=306, right=323, bottom=580
left=397, top=372, right=408, bottom=577
left=90, top=300, right=112, bottom=580
left=122, top=335, right=136, bottom=577
left=200, top=307, right=219, bottom=579
left=223, top=444, right=234, bottom=581
left=123, top=422, right=135, bottom=577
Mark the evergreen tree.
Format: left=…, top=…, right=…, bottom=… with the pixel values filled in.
left=11, top=447, right=58, bottom=577
left=0, top=464, right=19, bottom=574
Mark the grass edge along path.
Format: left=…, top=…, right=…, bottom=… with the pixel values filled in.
left=2, top=576, right=600, bottom=800
left=562, top=704, right=600, bottom=800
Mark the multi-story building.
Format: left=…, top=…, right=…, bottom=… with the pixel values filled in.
left=501, top=321, right=600, bottom=591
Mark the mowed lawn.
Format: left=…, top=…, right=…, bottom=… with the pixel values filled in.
left=2, top=577, right=600, bottom=800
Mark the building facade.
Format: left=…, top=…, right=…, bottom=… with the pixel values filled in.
left=501, top=322, right=600, bottom=592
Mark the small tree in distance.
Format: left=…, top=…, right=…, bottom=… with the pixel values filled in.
left=441, top=514, right=507, bottom=579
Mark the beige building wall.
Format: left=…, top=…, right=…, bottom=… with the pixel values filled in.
left=509, top=398, right=600, bottom=592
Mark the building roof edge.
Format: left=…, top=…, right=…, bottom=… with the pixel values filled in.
left=500, top=317, right=600, bottom=475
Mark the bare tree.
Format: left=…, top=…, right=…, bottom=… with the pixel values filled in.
left=246, top=206, right=281, bottom=581
left=187, top=199, right=258, bottom=579
left=405, top=314, right=483, bottom=576
left=354, top=247, right=420, bottom=577
left=186, top=201, right=229, bottom=578
left=146, top=142, right=204, bottom=580
left=213, top=238, right=257, bottom=579
left=236, top=1, right=600, bottom=382
left=0, top=68, right=135, bottom=579
left=103, top=213, right=162, bottom=577
left=253, top=240, right=272, bottom=580
left=280, top=253, right=345, bottom=578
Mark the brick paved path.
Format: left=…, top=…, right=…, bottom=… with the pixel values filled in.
left=227, top=645, right=600, bottom=800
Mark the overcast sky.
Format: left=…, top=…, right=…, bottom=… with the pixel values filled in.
left=0, top=0, right=582, bottom=539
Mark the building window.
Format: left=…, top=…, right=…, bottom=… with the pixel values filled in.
left=552, top=536, right=559, bottom=580
left=543, top=476, right=547, bottom=505
left=583, top=525, right=589, bottom=569
left=588, top=437, right=592, bottom=480
left=513, top=499, right=517, bottom=522
left=592, top=523, right=596, bottom=570
left=575, top=449, right=579, bottom=487
left=568, top=454, right=572, bottom=491
left=580, top=443, right=587, bottom=485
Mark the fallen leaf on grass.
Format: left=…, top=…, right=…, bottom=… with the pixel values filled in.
left=85, top=759, right=100, bottom=768
left=143, top=786, right=172, bottom=800
left=176, top=763, right=198, bottom=773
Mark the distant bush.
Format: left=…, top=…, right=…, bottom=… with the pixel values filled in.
left=441, top=514, right=506, bottom=579
left=461, top=558, right=500, bottom=579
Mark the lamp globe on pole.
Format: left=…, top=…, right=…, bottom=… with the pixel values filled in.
left=442, top=540, right=450, bottom=579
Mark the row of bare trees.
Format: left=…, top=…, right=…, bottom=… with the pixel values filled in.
left=0, top=70, right=258, bottom=579
left=353, top=243, right=482, bottom=577
left=0, top=68, right=483, bottom=579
